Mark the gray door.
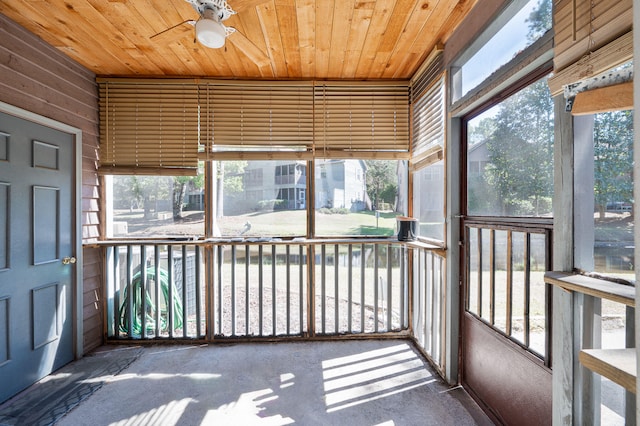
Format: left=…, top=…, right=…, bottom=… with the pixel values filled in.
left=0, top=111, right=75, bottom=403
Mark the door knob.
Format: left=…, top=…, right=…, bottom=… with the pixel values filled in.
left=62, top=256, right=77, bottom=265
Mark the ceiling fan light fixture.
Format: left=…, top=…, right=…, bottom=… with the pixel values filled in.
left=196, top=18, right=226, bottom=48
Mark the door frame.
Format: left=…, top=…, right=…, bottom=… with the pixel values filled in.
left=0, top=100, right=83, bottom=358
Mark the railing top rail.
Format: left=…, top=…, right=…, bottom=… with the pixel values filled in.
left=86, top=237, right=445, bottom=250
left=463, top=216, right=553, bottom=232
left=544, top=271, right=635, bottom=306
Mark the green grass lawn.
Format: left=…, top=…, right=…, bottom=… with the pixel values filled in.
left=217, top=210, right=400, bottom=237
left=115, top=208, right=402, bottom=237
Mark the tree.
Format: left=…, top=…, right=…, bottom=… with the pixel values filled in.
left=114, top=175, right=172, bottom=219
left=484, top=78, right=554, bottom=216
left=526, top=0, right=552, bottom=42
left=593, top=110, right=634, bottom=218
left=172, top=167, right=204, bottom=219
left=468, top=117, right=496, bottom=146
left=365, top=160, right=396, bottom=210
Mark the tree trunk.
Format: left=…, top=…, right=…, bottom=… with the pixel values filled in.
left=143, top=195, right=151, bottom=219
left=173, top=181, right=187, bottom=220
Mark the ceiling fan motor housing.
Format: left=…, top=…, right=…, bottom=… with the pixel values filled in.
left=187, top=0, right=236, bottom=22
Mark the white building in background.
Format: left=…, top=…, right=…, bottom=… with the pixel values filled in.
left=315, top=159, right=369, bottom=211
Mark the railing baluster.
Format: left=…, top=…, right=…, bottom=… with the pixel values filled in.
left=231, top=245, right=237, bottom=336
left=126, top=245, right=133, bottom=339
left=112, top=246, right=120, bottom=338
left=400, top=245, right=406, bottom=329
left=423, top=250, right=429, bottom=352
left=182, top=245, right=188, bottom=338
left=430, top=251, right=437, bottom=357
left=217, top=245, right=223, bottom=335
left=334, top=244, right=339, bottom=333
left=258, top=244, right=264, bottom=336
left=426, top=249, right=432, bottom=350
left=524, top=232, right=531, bottom=347
left=435, top=254, right=443, bottom=363
left=506, top=230, right=513, bottom=336
left=245, top=245, right=250, bottom=336
left=476, top=228, right=483, bottom=316
left=489, top=229, right=495, bottom=326
left=140, top=244, right=147, bottom=338
left=195, top=245, right=202, bottom=338
left=307, top=244, right=315, bottom=337
left=286, top=244, right=291, bottom=336
left=387, top=245, right=392, bottom=331
left=415, top=248, right=424, bottom=348
left=154, top=246, right=160, bottom=338
left=374, top=244, right=379, bottom=333
left=321, top=244, right=326, bottom=334
left=299, top=244, right=304, bottom=335
left=360, top=243, right=365, bottom=333
left=167, top=245, right=174, bottom=338
left=272, top=244, right=277, bottom=336
left=347, top=244, right=353, bottom=334
left=207, top=244, right=216, bottom=340
left=105, top=246, right=114, bottom=337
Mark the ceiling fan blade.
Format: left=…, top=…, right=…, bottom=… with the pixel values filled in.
left=227, top=30, right=271, bottom=68
left=231, top=0, right=270, bottom=13
left=150, top=20, right=195, bottom=44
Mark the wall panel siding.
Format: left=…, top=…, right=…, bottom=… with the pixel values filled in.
left=0, top=13, right=103, bottom=353
left=82, top=248, right=103, bottom=352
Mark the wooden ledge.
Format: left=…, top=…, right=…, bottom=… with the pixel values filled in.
left=579, top=348, right=636, bottom=393
left=544, top=271, right=635, bottom=307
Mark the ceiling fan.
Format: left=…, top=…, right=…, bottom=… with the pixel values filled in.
left=151, top=0, right=270, bottom=65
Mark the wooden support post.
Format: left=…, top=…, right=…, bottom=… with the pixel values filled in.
left=552, top=94, right=575, bottom=425
left=444, top=115, right=462, bottom=384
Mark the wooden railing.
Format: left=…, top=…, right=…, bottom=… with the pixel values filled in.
left=465, top=221, right=553, bottom=362
left=98, top=238, right=447, bottom=369
left=545, top=271, right=636, bottom=424
left=410, top=242, right=446, bottom=369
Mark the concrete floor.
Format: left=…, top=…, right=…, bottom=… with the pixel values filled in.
left=0, top=339, right=493, bottom=426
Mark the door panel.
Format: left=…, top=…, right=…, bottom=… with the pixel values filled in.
left=461, top=222, right=553, bottom=425
left=463, top=313, right=552, bottom=425
left=0, top=112, right=74, bottom=403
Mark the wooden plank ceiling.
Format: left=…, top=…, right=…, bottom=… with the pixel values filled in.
left=0, top=0, right=477, bottom=80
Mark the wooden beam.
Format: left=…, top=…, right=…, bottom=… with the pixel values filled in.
left=571, top=81, right=633, bottom=115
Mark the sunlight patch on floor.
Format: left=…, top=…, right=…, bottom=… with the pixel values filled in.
left=108, top=398, right=193, bottom=426
left=79, top=372, right=221, bottom=384
left=322, top=343, right=435, bottom=413
left=202, top=388, right=294, bottom=425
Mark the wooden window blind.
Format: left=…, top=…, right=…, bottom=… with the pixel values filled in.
left=549, top=0, right=632, bottom=95
left=203, top=82, right=315, bottom=160
left=99, top=79, right=411, bottom=166
left=98, top=80, right=203, bottom=175
left=313, top=82, right=410, bottom=159
left=410, top=52, right=445, bottom=171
